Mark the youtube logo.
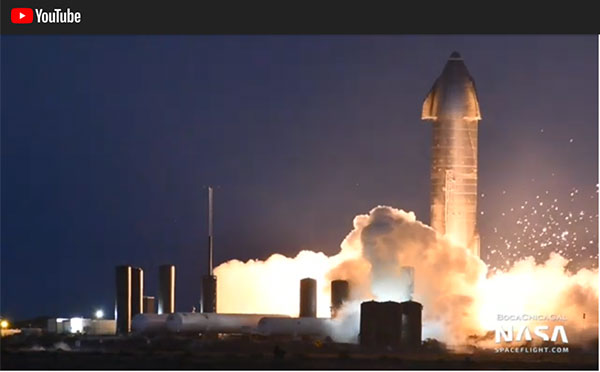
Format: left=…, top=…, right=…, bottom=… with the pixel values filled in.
left=11, top=8, right=33, bottom=24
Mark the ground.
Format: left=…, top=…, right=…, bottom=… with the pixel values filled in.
left=1, top=334, right=597, bottom=370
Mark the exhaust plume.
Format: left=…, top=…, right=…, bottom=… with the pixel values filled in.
left=214, top=206, right=598, bottom=346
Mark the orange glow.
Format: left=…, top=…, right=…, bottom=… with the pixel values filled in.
left=214, top=206, right=598, bottom=345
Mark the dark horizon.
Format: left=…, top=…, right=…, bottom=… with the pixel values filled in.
left=1, top=35, right=598, bottom=321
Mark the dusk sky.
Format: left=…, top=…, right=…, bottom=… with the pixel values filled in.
left=1, top=35, right=597, bottom=320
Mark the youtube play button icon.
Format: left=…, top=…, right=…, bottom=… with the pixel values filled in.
left=11, top=8, right=34, bottom=24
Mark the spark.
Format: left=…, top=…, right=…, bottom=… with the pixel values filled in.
left=484, top=184, right=597, bottom=271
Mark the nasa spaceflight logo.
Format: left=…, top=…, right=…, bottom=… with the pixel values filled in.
left=493, top=313, right=570, bottom=353
left=495, top=325, right=569, bottom=344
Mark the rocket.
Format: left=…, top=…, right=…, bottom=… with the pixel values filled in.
left=422, top=51, right=481, bottom=257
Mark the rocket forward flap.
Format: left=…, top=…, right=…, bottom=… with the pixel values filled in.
left=421, top=78, right=440, bottom=120
left=421, top=53, right=481, bottom=121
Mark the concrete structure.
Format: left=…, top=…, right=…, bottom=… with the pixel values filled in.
left=47, top=318, right=69, bottom=334
left=143, top=296, right=156, bottom=314
left=47, top=318, right=116, bottom=335
left=422, top=51, right=482, bottom=257
left=158, top=264, right=176, bottom=314
left=359, top=301, right=403, bottom=349
left=359, top=300, right=423, bottom=350
left=300, top=278, right=317, bottom=318
left=131, top=267, right=144, bottom=316
left=201, top=275, right=217, bottom=313
left=330, top=280, right=349, bottom=318
left=400, top=300, right=423, bottom=350
left=115, top=265, right=132, bottom=334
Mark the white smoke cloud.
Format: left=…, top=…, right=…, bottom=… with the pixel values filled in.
left=214, top=251, right=341, bottom=317
left=477, top=253, right=599, bottom=346
left=214, top=206, right=598, bottom=346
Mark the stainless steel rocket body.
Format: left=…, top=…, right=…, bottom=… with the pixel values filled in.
left=422, top=52, right=481, bottom=257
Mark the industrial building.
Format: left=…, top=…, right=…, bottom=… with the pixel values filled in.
left=330, top=279, right=349, bottom=318
left=132, top=274, right=423, bottom=352
left=115, top=264, right=176, bottom=334
left=125, top=184, right=425, bottom=348
left=157, top=265, right=175, bottom=314
left=131, top=267, right=144, bottom=317
left=359, top=300, right=423, bottom=350
left=143, top=296, right=156, bottom=314
left=132, top=277, right=341, bottom=336
left=47, top=318, right=116, bottom=336
left=115, top=265, right=132, bottom=334
left=299, top=278, right=317, bottom=318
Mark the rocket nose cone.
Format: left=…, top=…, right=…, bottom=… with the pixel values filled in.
left=422, top=51, right=481, bottom=121
left=449, top=51, right=462, bottom=60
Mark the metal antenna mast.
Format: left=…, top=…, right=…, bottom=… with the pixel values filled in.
left=208, top=186, right=214, bottom=276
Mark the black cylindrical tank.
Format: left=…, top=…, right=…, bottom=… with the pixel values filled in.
left=115, top=265, right=132, bottom=334
left=202, top=274, right=217, bottom=313
left=143, top=296, right=156, bottom=314
left=158, top=264, right=176, bottom=314
left=400, top=300, right=423, bottom=349
left=299, top=278, right=317, bottom=318
left=359, top=301, right=403, bottom=349
left=330, top=280, right=349, bottom=318
left=131, top=267, right=144, bottom=316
